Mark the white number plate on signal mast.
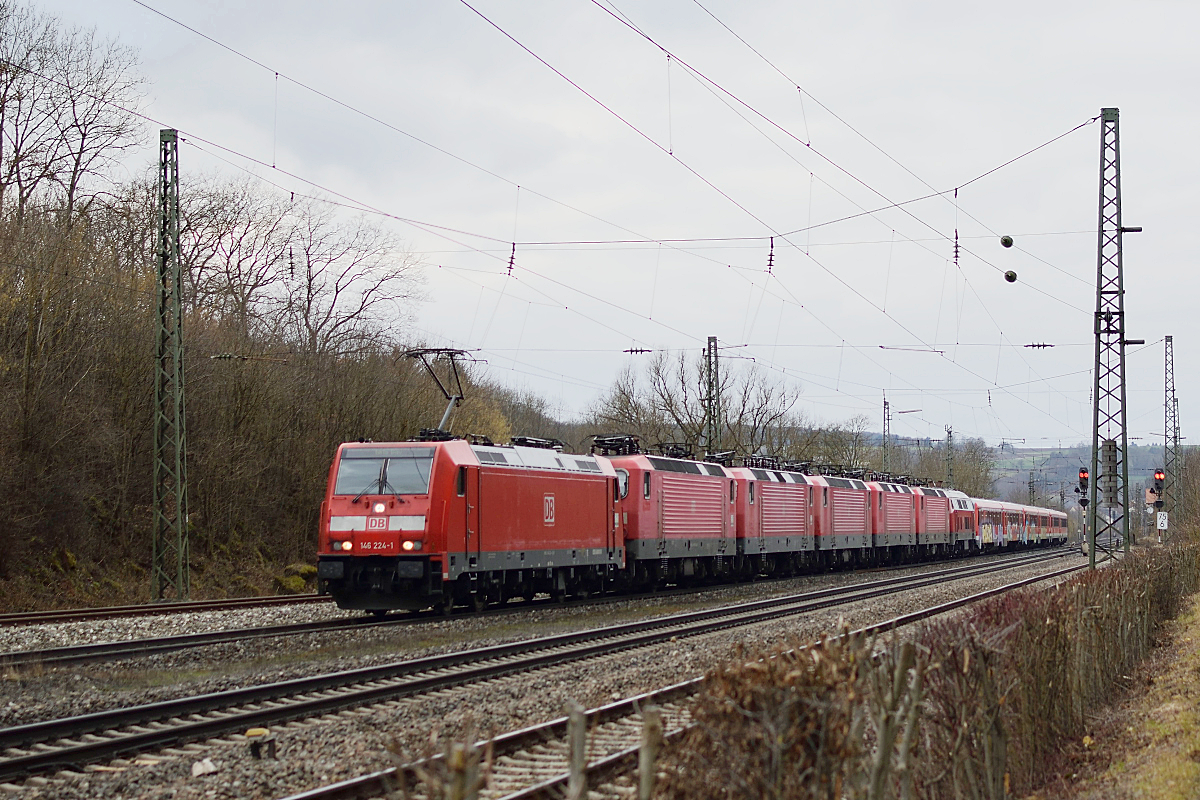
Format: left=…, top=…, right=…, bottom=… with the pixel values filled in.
left=357, top=535, right=397, bottom=552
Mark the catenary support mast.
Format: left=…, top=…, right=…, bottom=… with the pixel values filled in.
left=1088, top=108, right=1138, bottom=567
left=152, top=129, right=189, bottom=600
left=1165, top=335, right=1178, bottom=530
left=704, top=336, right=721, bottom=454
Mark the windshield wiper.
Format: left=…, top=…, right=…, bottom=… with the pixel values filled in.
left=352, top=461, right=406, bottom=504
left=380, top=478, right=406, bottom=504
left=352, top=477, right=381, bottom=504
left=353, top=461, right=387, bottom=504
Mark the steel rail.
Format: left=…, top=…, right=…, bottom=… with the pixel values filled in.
left=0, top=550, right=1069, bottom=783
left=0, top=594, right=329, bottom=627
left=281, top=559, right=1086, bottom=800
left=0, top=550, right=1058, bottom=669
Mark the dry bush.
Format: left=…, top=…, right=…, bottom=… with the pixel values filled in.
left=914, top=543, right=1200, bottom=798
left=658, top=635, right=869, bottom=800
left=654, top=545, right=1200, bottom=800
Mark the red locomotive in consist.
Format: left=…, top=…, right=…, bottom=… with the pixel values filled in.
left=316, top=438, right=622, bottom=612
left=316, top=435, right=1068, bottom=613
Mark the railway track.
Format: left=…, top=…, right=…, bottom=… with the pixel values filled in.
left=0, top=549, right=1061, bottom=669
left=0, top=593, right=329, bottom=627
left=282, top=558, right=1086, bottom=800
left=0, top=550, right=1072, bottom=786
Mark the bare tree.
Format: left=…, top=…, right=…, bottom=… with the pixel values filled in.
left=283, top=203, right=421, bottom=357
left=0, top=3, right=143, bottom=219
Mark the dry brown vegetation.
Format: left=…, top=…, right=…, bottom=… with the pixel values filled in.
left=0, top=0, right=1008, bottom=610
left=659, top=543, right=1200, bottom=800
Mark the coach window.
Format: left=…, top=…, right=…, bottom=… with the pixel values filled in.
left=643, top=471, right=651, bottom=499
left=616, top=468, right=629, bottom=499
left=749, top=482, right=755, bottom=504
left=456, top=465, right=467, bottom=496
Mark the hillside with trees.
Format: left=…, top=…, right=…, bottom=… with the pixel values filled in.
left=1, top=1, right=1189, bottom=611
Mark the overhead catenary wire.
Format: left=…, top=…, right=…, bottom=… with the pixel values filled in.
left=110, top=0, right=1102, bottom=438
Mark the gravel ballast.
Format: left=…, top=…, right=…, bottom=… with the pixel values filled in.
left=2, top=551, right=1085, bottom=799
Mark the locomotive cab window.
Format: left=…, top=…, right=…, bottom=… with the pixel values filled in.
left=822, top=487, right=828, bottom=507
left=456, top=465, right=467, bottom=496
left=616, top=468, right=629, bottom=499
left=730, top=480, right=737, bottom=503
left=335, top=446, right=434, bottom=496
left=748, top=482, right=755, bottom=504
left=643, top=471, right=651, bottom=499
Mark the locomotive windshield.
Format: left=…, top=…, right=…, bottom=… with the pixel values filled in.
left=334, top=447, right=435, bottom=496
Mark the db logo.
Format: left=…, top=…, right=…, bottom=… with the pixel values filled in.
left=367, top=517, right=387, bottom=531
left=543, top=494, right=556, bottom=526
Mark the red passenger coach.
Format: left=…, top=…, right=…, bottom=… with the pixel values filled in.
left=317, top=440, right=622, bottom=612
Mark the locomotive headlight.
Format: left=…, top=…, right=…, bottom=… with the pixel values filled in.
left=402, top=540, right=415, bottom=551
left=330, top=540, right=342, bottom=551
left=373, top=502, right=386, bottom=513
left=341, top=541, right=354, bottom=551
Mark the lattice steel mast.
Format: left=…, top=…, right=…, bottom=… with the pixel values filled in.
left=1174, top=396, right=1183, bottom=522
left=882, top=396, right=891, bottom=473
left=944, top=425, right=953, bottom=488
left=1165, top=335, right=1179, bottom=526
left=1088, top=108, right=1139, bottom=567
left=152, top=129, right=189, bottom=600
left=703, top=336, right=721, bottom=454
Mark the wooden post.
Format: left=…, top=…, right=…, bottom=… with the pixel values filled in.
left=639, top=706, right=663, bottom=800
left=567, top=702, right=587, bottom=800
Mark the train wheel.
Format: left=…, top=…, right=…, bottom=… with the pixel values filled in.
left=471, top=593, right=486, bottom=613
left=438, top=596, right=454, bottom=617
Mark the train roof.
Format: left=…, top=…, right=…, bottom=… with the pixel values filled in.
left=727, top=465, right=811, bottom=485
left=607, top=453, right=733, bottom=477
left=471, top=444, right=616, bottom=475
left=336, top=440, right=615, bottom=476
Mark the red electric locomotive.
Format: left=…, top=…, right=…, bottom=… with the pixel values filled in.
left=317, top=439, right=622, bottom=612
left=607, top=451, right=736, bottom=585
left=727, top=463, right=814, bottom=574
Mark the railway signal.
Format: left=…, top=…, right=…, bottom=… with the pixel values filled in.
left=1076, top=468, right=1089, bottom=507
left=1153, top=468, right=1165, bottom=508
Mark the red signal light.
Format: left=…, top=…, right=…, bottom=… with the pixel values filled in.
left=1079, top=468, right=1089, bottom=480
left=1154, top=470, right=1165, bottom=481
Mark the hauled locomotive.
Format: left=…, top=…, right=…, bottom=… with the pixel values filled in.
left=316, top=436, right=1068, bottom=613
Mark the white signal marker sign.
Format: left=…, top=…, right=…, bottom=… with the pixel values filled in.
left=1157, top=511, right=1169, bottom=530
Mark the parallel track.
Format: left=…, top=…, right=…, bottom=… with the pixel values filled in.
left=0, top=551, right=1070, bottom=784
left=0, top=593, right=329, bottom=627
left=1, top=550, right=1060, bottom=669
left=282, top=559, right=1086, bottom=800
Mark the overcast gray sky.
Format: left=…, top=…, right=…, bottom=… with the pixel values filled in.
left=37, top=0, right=1199, bottom=449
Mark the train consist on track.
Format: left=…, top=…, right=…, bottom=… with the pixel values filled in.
left=316, top=435, right=1068, bottom=612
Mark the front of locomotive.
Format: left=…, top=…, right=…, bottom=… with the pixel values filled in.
left=317, top=441, right=450, bottom=611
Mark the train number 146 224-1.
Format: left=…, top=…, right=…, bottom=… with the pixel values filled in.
left=359, top=539, right=396, bottom=551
